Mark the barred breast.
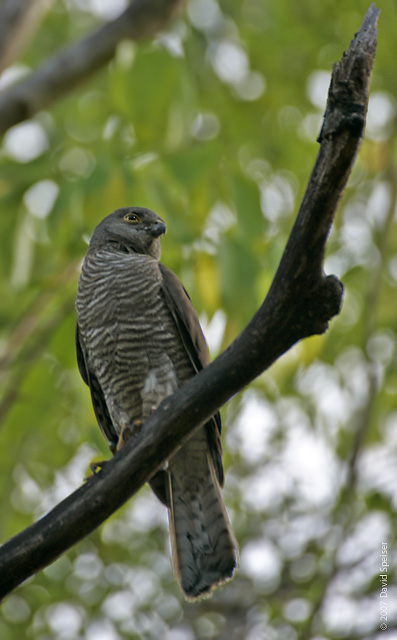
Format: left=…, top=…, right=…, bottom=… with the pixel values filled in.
left=76, top=246, right=194, bottom=435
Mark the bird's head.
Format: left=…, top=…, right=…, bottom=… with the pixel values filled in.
left=89, top=207, right=167, bottom=260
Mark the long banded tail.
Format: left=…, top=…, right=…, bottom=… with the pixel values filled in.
left=168, top=455, right=237, bottom=600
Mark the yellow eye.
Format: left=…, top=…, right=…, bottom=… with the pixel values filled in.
left=124, top=212, right=140, bottom=223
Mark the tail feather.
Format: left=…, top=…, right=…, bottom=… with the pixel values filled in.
left=168, top=454, right=237, bottom=600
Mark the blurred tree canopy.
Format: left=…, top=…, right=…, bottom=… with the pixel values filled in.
left=0, top=1, right=396, bottom=639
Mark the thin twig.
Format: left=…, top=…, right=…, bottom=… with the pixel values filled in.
left=0, top=300, right=75, bottom=426
left=0, top=0, right=48, bottom=73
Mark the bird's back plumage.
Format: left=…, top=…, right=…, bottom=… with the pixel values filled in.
left=76, top=208, right=237, bottom=598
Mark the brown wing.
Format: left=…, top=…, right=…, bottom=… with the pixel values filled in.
left=75, top=323, right=118, bottom=449
left=159, top=263, right=224, bottom=486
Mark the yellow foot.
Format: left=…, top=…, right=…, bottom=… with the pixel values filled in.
left=116, top=420, right=143, bottom=452
left=84, top=459, right=108, bottom=480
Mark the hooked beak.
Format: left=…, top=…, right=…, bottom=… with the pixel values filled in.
left=151, top=221, right=167, bottom=237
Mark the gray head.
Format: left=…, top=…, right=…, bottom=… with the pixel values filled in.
left=89, top=207, right=166, bottom=260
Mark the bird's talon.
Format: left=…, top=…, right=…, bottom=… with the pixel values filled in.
left=116, top=420, right=143, bottom=451
left=85, top=459, right=108, bottom=479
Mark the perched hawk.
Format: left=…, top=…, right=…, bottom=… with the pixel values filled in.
left=75, top=207, right=237, bottom=599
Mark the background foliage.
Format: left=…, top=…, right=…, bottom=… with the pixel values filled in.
left=0, top=0, right=396, bottom=638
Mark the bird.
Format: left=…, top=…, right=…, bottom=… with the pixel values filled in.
left=75, top=206, right=237, bottom=599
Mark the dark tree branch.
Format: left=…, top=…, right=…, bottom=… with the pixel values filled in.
left=0, top=0, right=183, bottom=135
left=0, top=4, right=379, bottom=600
